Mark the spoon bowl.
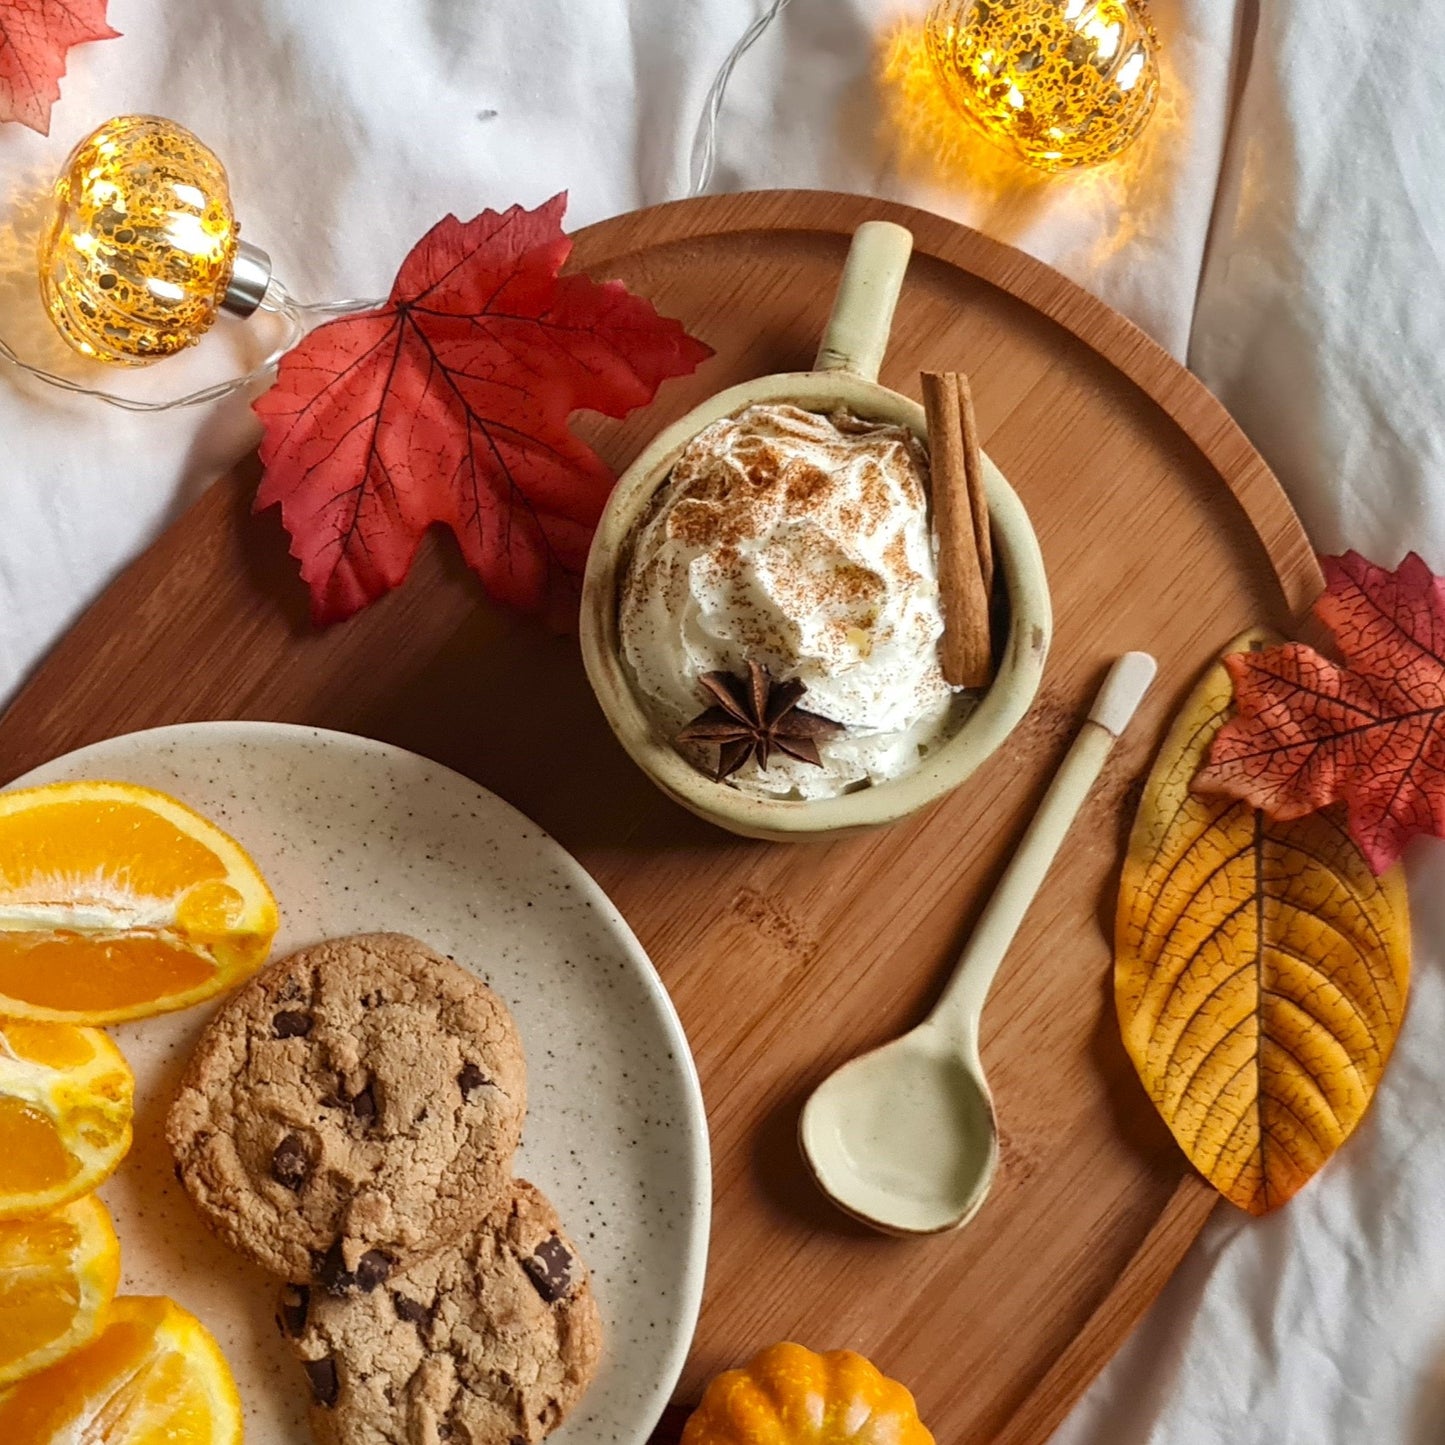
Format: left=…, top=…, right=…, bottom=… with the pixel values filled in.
left=800, top=1026, right=999, bottom=1235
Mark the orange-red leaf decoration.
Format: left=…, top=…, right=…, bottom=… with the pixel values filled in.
left=253, top=194, right=711, bottom=627
left=0, top=0, right=117, bottom=134
left=1197, top=551, right=1445, bottom=873
left=1117, top=634, right=1410, bottom=1214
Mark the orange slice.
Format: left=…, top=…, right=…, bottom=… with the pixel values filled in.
left=0, top=1193, right=120, bottom=1387
left=0, top=781, right=279, bottom=1023
left=0, top=1019, right=134, bottom=1218
left=0, top=1294, right=242, bottom=1444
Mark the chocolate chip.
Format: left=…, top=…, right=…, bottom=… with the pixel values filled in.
left=317, top=1240, right=350, bottom=1294
left=521, top=1235, right=574, bottom=1303
left=392, top=1293, right=431, bottom=1328
left=303, top=1356, right=339, bottom=1408
left=361, top=990, right=386, bottom=1009
left=316, top=1240, right=390, bottom=1295
left=348, top=1083, right=377, bottom=1125
left=271, top=1134, right=311, bottom=1191
left=323, top=1074, right=378, bottom=1123
left=457, top=1062, right=489, bottom=1099
left=354, top=1249, right=392, bottom=1292
left=272, top=1009, right=313, bottom=1038
left=277, top=1284, right=310, bottom=1338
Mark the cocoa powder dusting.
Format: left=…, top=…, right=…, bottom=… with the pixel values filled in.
left=617, top=402, right=962, bottom=789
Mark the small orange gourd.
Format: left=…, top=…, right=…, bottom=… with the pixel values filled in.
left=681, top=1342, right=935, bottom=1445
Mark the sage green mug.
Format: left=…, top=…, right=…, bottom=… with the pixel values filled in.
left=580, top=221, right=1051, bottom=841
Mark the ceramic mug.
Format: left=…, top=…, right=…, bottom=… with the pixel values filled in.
left=580, top=220, right=1051, bottom=841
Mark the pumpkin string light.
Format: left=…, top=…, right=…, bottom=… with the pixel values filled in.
left=41, top=114, right=270, bottom=364
left=2, top=113, right=377, bottom=411
left=924, top=0, right=1161, bottom=170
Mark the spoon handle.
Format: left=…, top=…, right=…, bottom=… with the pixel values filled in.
left=930, top=651, right=1158, bottom=1047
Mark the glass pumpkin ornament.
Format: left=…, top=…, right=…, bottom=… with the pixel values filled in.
left=39, top=114, right=272, bottom=365
left=681, top=1342, right=936, bottom=1445
left=925, top=0, right=1160, bottom=171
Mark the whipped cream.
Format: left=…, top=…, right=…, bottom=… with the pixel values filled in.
left=618, top=403, right=967, bottom=801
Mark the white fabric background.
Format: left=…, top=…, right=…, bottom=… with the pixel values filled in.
left=0, top=1, right=1441, bottom=1439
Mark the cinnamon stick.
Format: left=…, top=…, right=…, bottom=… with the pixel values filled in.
left=955, top=372, right=993, bottom=597
left=921, top=370, right=993, bottom=689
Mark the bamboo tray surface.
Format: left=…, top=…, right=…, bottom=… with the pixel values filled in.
left=0, top=191, right=1322, bottom=1445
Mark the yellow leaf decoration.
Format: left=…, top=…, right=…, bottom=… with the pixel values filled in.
left=1116, top=632, right=1411, bottom=1214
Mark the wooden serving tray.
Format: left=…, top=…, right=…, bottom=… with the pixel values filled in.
left=0, top=191, right=1322, bottom=1444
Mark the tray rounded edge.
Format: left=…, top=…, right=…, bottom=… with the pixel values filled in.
left=568, top=188, right=1324, bottom=621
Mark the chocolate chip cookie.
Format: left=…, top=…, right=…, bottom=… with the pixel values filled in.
left=167, top=932, right=527, bottom=1286
left=278, top=1179, right=603, bottom=1445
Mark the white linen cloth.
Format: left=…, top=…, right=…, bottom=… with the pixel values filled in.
left=0, top=2, right=1441, bottom=1439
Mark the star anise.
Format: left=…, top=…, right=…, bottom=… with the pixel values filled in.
left=676, top=660, right=845, bottom=781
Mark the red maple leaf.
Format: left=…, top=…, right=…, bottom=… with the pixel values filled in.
left=254, top=195, right=711, bottom=626
left=0, top=0, right=118, bottom=134
left=1196, top=551, right=1445, bottom=873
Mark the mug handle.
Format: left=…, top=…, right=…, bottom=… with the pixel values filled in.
left=813, top=220, right=915, bottom=383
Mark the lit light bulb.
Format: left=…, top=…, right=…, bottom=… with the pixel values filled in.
left=39, top=115, right=272, bottom=365
left=925, top=0, right=1160, bottom=171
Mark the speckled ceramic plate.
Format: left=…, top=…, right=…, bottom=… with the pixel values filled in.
left=10, top=722, right=710, bottom=1445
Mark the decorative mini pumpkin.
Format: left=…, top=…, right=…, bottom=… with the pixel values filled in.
left=681, top=1342, right=935, bottom=1445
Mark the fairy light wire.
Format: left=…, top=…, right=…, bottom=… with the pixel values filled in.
left=690, top=0, right=794, bottom=196
left=0, top=285, right=380, bottom=413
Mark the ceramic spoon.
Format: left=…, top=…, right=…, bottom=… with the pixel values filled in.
left=799, top=651, right=1158, bottom=1235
